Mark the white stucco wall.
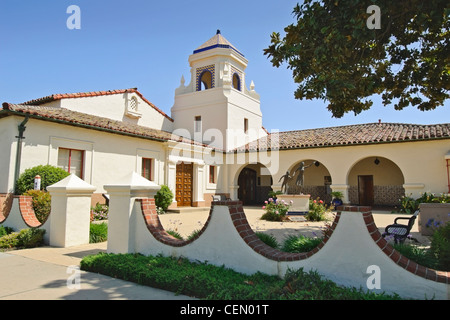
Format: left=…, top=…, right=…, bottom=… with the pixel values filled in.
left=171, top=87, right=228, bottom=149
left=39, top=93, right=173, bottom=132
left=225, top=139, right=450, bottom=202
left=172, top=43, right=265, bottom=152
left=0, top=117, right=19, bottom=193
left=109, top=197, right=449, bottom=300
left=0, top=116, right=223, bottom=206
left=171, top=88, right=266, bottom=151
left=1, top=117, right=168, bottom=194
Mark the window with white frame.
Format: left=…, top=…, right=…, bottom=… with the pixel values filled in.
left=57, top=148, right=84, bottom=178
left=142, top=158, right=153, bottom=181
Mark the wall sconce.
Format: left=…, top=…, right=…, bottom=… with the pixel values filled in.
left=374, top=158, right=380, bottom=165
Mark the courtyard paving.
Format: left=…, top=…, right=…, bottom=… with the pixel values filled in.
left=159, top=206, right=431, bottom=248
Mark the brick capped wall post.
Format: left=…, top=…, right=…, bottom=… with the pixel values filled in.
left=104, top=172, right=161, bottom=254
left=47, top=174, right=96, bottom=248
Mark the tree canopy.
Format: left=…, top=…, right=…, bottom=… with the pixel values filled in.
left=264, top=0, right=449, bottom=118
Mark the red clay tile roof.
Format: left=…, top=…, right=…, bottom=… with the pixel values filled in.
left=1, top=103, right=202, bottom=146
left=22, top=88, right=174, bottom=122
left=2, top=103, right=449, bottom=152
left=241, top=122, right=450, bottom=151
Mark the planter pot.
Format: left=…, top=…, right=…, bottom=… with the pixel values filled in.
left=418, top=203, right=450, bottom=236
left=332, top=199, right=343, bottom=207
left=277, top=194, right=310, bottom=215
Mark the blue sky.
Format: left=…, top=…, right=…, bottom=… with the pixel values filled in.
left=0, top=0, right=448, bottom=132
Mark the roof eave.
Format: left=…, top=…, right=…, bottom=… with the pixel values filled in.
left=1, top=106, right=169, bottom=143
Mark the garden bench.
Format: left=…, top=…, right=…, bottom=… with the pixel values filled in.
left=382, top=210, right=420, bottom=244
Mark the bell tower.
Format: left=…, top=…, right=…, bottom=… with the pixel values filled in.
left=171, top=30, right=266, bottom=151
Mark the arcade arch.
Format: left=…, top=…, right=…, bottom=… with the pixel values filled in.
left=286, top=159, right=332, bottom=203
left=199, top=70, right=213, bottom=90
left=237, top=163, right=273, bottom=205
left=347, top=156, right=405, bottom=207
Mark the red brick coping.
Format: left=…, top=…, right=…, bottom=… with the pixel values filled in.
left=140, top=199, right=449, bottom=283
left=337, top=205, right=449, bottom=284
left=0, top=194, right=42, bottom=228
left=139, top=198, right=338, bottom=260
left=18, top=196, right=43, bottom=228
left=139, top=198, right=213, bottom=247
left=0, top=194, right=14, bottom=223
left=218, top=200, right=336, bottom=261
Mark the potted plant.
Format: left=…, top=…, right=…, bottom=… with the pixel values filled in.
left=331, top=191, right=343, bottom=207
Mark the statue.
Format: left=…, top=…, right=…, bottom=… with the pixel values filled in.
left=279, top=171, right=291, bottom=194
left=294, top=161, right=319, bottom=187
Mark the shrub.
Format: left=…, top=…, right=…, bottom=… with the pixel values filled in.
left=281, top=234, right=323, bottom=253
left=393, top=243, right=437, bottom=269
left=0, top=228, right=46, bottom=249
left=187, top=229, right=202, bottom=241
left=91, top=203, right=109, bottom=221
left=16, top=165, right=70, bottom=195
left=23, top=190, right=51, bottom=223
left=17, top=228, right=46, bottom=248
left=255, top=232, right=279, bottom=249
left=430, top=221, right=450, bottom=271
left=0, top=225, right=14, bottom=237
left=391, top=222, right=450, bottom=271
left=397, top=192, right=450, bottom=214
left=154, top=185, right=174, bottom=212
left=80, top=253, right=401, bottom=300
left=282, top=268, right=399, bottom=300
left=268, top=190, right=283, bottom=200
left=260, top=198, right=291, bottom=221
left=167, top=229, right=183, bottom=240
left=90, top=223, right=108, bottom=243
left=306, top=198, right=328, bottom=221
left=0, top=232, right=19, bottom=249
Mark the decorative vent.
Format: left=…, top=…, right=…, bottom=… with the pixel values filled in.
left=125, top=96, right=142, bottom=118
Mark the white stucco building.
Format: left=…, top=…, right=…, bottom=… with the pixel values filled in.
left=1, top=31, right=449, bottom=209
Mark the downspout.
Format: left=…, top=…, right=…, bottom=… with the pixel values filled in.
left=14, top=116, right=29, bottom=194
left=447, top=158, right=450, bottom=194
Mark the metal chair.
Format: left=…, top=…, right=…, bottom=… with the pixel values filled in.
left=211, top=194, right=231, bottom=201
left=383, top=210, right=420, bottom=244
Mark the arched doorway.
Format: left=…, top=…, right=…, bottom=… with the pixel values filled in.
left=237, top=164, right=273, bottom=205
left=347, top=156, right=405, bottom=208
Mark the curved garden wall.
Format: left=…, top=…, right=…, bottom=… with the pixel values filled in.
left=0, top=194, right=50, bottom=242
left=115, top=194, right=449, bottom=300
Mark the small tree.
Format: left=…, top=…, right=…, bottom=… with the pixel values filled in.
left=15, top=165, right=70, bottom=195
left=264, top=0, right=449, bottom=118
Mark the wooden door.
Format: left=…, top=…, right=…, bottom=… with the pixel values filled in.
left=176, top=162, right=193, bottom=207
left=358, top=175, right=374, bottom=206
left=238, top=168, right=257, bottom=205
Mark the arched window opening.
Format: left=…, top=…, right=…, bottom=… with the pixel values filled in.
left=232, top=73, right=241, bottom=91
left=199, top=70, right=212, bottom=91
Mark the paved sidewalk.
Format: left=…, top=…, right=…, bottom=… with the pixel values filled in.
left=0, top=243, right=196, bottom=300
